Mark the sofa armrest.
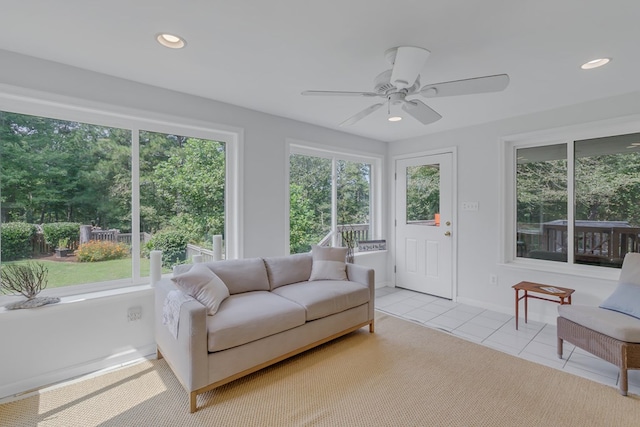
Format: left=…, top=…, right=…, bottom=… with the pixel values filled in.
left=154, top=278, right=209, bottom=392
left=346, top=263, right=375, bottom=321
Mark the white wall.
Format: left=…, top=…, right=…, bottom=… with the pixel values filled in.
left=0, top=50, right=388, bottom=398
left=388, top=90, right=640, bottom=324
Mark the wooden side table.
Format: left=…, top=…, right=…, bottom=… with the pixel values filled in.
left=512, top=281, right=575, bottom=330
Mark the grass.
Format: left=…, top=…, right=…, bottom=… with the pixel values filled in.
left=4, top=257, right=157, bottom=288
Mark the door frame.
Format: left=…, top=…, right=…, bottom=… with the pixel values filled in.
left=390, top=147, right=458, bottom=300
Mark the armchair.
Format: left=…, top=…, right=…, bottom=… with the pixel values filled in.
left=557, top=253, right=640, bottom=396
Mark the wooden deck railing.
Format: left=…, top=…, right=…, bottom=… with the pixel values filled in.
left=319, top=224, right=370, bottom=247
left=517, top=222, right=640, bottom=266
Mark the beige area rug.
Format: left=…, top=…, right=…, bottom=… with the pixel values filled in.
left=2, top=313, right=640, bottom=427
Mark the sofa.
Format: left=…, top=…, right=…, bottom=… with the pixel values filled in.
left=154, top=250, right=375, bottom=413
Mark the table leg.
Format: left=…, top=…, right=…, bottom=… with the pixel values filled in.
left=524, top=290, right=528, bottom=325
left=515, top=289, right=519, bottom=330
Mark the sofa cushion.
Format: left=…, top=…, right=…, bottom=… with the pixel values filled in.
left=264, top=253, right=312, bottom=290
left=619, top=253, right=640, bottom=285
left=272, top=280, right=370, bottom=321
left=174, top=258, right=270, bottom=295
left=206, top=291, right=306, bottom=352
left=558, top=304, right=640, bottom=343
left=599, top=282, right=640, bottom=320
left=170, top=263, right=229, bottom=315
left=309, top=245, right=348, bottom=281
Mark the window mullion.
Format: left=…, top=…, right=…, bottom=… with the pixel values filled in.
left=567, top=140, right=575, bottom=265
left=331, top=157, right=338, bottom=247
left=131, top=128, right=141, bottom=283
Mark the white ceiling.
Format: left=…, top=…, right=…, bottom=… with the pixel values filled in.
left=1, top=1, right=639, bottom=142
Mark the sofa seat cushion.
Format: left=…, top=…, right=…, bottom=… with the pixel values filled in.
left=272, top=280, right=370, bottom=321
left=558, top=304, right=640, bottom=343
left=207, top=291, right=306, bottom=352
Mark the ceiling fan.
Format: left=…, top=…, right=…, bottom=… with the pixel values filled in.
left=302, top=46, right=509, bottom=126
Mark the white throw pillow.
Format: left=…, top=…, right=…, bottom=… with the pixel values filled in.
left=309, top=245, right=348, bottom=281
left=171, top=263, right=230, bottom=315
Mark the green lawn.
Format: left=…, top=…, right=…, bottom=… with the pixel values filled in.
left=7, top=258, right=156, bottom=288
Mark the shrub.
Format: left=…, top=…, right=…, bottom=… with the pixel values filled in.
left=0, top=222, right=37, bottom=261
left=146, top=229, right=188, bottom=268
left=42, top=222, right=80, bottom=248
left=76, top=240, right=130, bottom=262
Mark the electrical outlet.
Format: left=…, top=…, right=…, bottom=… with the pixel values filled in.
left=128, top=306, right=142, bottom=322
left=489, top=274, right=498, bottom=286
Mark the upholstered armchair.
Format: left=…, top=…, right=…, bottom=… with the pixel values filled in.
left=557, top=253, right=640, bottom=396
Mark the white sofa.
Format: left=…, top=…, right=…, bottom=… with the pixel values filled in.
left=154, top=252, right=375, bottom=412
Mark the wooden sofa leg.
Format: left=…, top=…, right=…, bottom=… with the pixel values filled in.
left=620, top=368, right=629, bottom=396
left=369, top=320, right=375, bottom=333
left=557, top=337, right=563, bottom=359
left=190, top=391, right=198, bottom=413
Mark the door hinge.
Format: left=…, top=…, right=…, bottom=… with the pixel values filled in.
left=394, top=172, right=397, bottom=180
left=394, top=219, right=397, bottom=227
left=394, top=265, right=396, bottom=273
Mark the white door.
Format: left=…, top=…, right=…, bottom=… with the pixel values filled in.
left=395, top=153, right=453, bottom=299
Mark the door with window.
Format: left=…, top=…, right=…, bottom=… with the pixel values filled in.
left=395, top=153, right=453, bottom=298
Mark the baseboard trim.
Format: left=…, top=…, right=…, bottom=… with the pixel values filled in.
left=375, top=281, right=393, bottom=289
left=0, top=344, right=156, bottom=401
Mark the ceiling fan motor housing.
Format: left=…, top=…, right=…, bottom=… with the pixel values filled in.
left=374, top=70, right=421, bottom=95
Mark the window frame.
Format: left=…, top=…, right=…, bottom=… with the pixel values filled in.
left=502, top=116, right=640, bottom=280
left=0, top=86, right=243, bottom=300
left=286, top=140, right=383, bottom=254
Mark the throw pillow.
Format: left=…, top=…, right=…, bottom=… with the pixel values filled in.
left=599, top=282, right=640, bottom=320
left=171, top=263, right=230, bottom=315
left=309, top=245, right=348, bottom=281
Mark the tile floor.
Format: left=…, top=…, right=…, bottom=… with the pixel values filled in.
left=375, top=286, right=640, bottom=395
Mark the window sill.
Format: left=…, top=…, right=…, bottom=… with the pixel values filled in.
left=354, top=250, right=387, bottom=257
left=0, top=283, right=154, bottom=315
left=500, top=258, right=621, bottom=282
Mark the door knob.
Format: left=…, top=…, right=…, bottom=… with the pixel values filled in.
left=444, top=231, right=451, bottom=236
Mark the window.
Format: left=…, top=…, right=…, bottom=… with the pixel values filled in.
left=139, top=130, right=226, bottom=270
left=513, top=132, right=640, bottom=269
left=288, top=145, right=379, bottom=254
left=0, top=102, right=238, bottom=296
left=406, top=164, right=440, bottom=225
left=0, top=111, right=133, bottom=288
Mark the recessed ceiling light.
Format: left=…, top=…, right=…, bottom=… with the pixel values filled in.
left=581, top=58, right=611, bottom=70
left=388, top=116, right=402, bottom=122
left=156, top=33, right=186, bottom=49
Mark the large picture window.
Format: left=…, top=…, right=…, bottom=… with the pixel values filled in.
left=0, top=106, right=234, bottom=296
left=514, top=132, right=640, bottom=269
left=289, top=146, right=378, bottom=254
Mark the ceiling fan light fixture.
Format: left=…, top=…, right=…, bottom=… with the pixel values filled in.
left=581, top=58, right=610, bottom=70
left=156, top=33, right=186, bottom=49
left=388, top=115, right=402, bottom=122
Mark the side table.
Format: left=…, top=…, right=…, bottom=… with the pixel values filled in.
left=512, top=281, right=575, bottom=330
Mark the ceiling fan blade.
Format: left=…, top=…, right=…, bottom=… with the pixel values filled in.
left=340, top=103, right=384, bottom=126
left=302, top=90, right=379, bottom=97
left=401, top=100, right=442, bottom=125
left=420, top=74, right=510, bottom=98
left=389, top=46, right=430, bottom=89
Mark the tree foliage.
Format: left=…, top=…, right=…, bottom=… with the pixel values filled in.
left=0, top=112, right=226, bottom=260
left=289, top=154, right=371, bottom=253
left=517, top=152, right=640, bottom=227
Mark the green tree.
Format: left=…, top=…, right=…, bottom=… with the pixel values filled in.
left=148, top=137, right=225, bottom=243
